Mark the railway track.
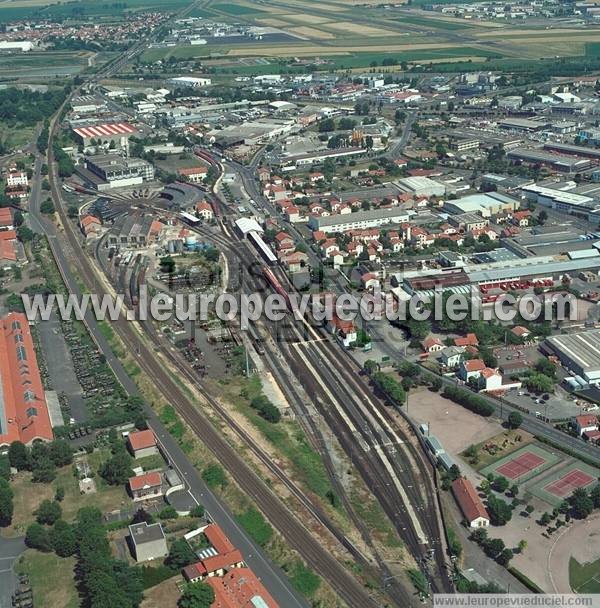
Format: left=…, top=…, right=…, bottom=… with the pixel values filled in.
left=44, top=117, right=383, bottom=608
left=178, top=224, right=453, bottom=597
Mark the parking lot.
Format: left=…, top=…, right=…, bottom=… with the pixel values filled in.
left=0, top=536, right=25, bottom=608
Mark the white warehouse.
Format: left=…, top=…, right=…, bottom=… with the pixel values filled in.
left=308, top=208, right=410, bottom=233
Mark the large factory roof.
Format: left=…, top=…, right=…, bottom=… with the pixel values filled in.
left=73, top=122, right=137, bottom=139
left=546, top=331, right=600, bottom=377
left=467, top=256, right=600, bottom=283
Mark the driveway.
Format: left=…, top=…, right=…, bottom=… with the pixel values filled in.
left=0, top=535, right=26, bottom=608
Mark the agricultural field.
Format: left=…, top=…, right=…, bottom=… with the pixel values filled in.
left=0, top=51, right=90, bottom=78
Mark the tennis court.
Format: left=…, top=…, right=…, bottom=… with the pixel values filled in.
left=496, top=451, right=546, bottom=480
left=544, top=469, right=596, bottom=498
left=480, top=443, right=558, bottom=484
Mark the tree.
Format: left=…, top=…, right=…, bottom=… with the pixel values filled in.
left=569, top=487, right=594, bottom=519
left=487, top=495, right=512, bottom=525
left=497, top=548, right=513, bottom=566
left=55, top=486, right=65, bottom=502
left=25, top=522, right=52, bottom=551
left=166, top=538, right=197, bottom=570
left=8, top=441, right=29, bottom=470
left=131, top=508, right=153, bottom=525
left=158, top=506, right=178, bottom=520
left=591, top=484, right=600, bottom=509
left=100, top=448, right=133, bottom=486
left=483, top=537, right=505, bottom=559
left=49, top=439, right=73, bottom=467
left=17, top=226, right=34, bottom=243
left=31, top=456, right=56, bottom=483
left=40, top=200, right=55, bottom=214
left=36, top=499, right=62, bottom=525
left=179, top=582, right=215, bottom=608
left=49, top=520, right=77, bottom=557
left=0, top=455, right=9, bottom=481
left=508, top=411, right=523, bottom=429
left=190, top=504, right=205, bottom=519
left=493, top=476, right=509, bottom=493
left=0, top=478, right=14, bottom=526
left=202, top=464, right=227, bottom=490
left=517, top=539, right=527, bottom=553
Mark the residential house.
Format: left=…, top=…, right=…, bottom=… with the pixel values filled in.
left=454, top=333, right=479, bottom=348
left=274, top=232, right=294, bottom=252
left=421, top=336, right=444, bottom=353
left=440, top=346, right=463, bottom=369
left=177, top=166, right=207, bottom=183
left=195, top=201, right=214, bottom=221
left=479, top=368, right=503, bottom=392
left=573, top=414, right=599, bottom=437
left=328, top=315, right=357, bottom=348
left=127, top=429, right=159, bottom=458
left=458, top=359, right=486, bottom=382
left=128, top=471, right=163, bottom=501
left=183, top=524, right=245, bottom=582
left=452, top=478, right=489, bottom=528
left=80, top=215, right=101, bottom=237
left=511, top=326, right=531, bottom=340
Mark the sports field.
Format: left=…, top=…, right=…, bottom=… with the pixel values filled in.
left=529, top=461, right=600, bottom=507
left=570, top=557, right=600, bottom=593
left=480, top=444, right=559, bottom=483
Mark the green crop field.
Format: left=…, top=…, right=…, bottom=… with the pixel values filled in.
left=570, top=557, right=600, bottom=593
left=394, top=15, right=472, bottom=30
left=213, top=2, right=266, bottom=15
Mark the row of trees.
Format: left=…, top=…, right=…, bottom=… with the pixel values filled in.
left=442, top=385, right=495, bottom=417
left=7, top=438, right=73, bottom=482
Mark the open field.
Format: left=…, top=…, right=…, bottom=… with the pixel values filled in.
left=256, top=17, right=289, bottom=27
left=406, top=388, right=503, bottom=462
left=320, top=20, right=398, bottom=36
left=393, top=15, right=475, bottom=30
left=570, top=557, right=600, bottom=593
left=288, top=26, right=336, bottom=39
left=5, top=449, right=130, bottom=536
left=213, top=2, right=267, bottom=15
left=0, top=51, right=89, bottom=78
left=279, top=13, right=332, bottom=24
left=15, top=551, right=79, bottom=608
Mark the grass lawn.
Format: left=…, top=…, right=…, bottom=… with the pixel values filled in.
left=213, top=2, right=266, bottom=15
left=15, top=550, right=79, bottom=608
left=570, top=557, right=600, bottom=593
left=394, top=15, right=473, bottom=30
left=0, top=122, right=36, bottom=150
left=6, top=448, right=130, bottom=535
left=460, top=429, right=533, bottom=470
left=135, top=453, right=166, bottom=471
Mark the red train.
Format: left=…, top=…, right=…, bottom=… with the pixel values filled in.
left=262, top=266, right=296, bottom=313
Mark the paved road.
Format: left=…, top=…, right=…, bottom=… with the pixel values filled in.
left=0, top=535, right=25, bottom=608
left=28, top=155, right=310, bottom=608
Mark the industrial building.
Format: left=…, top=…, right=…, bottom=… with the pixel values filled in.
left=72, top=122, right=137, bottom=153
left=520, top=184, right=600, bottom=219
left=545, top=331, right=600, bottom=385
left=106, top=213, right=163, bottom=249
left=0, top=313, right=53, bottom=447
left=167, top=76, right=211, bottom=89
left=396, top=176, right=446, bottom=198
left=308, top=208, right=410, bottom=233
left=506, top=148, right=592, bottom=173
left=443, top=192, right=519, bottom=217
left=81, top=155, right=154, bottom=191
